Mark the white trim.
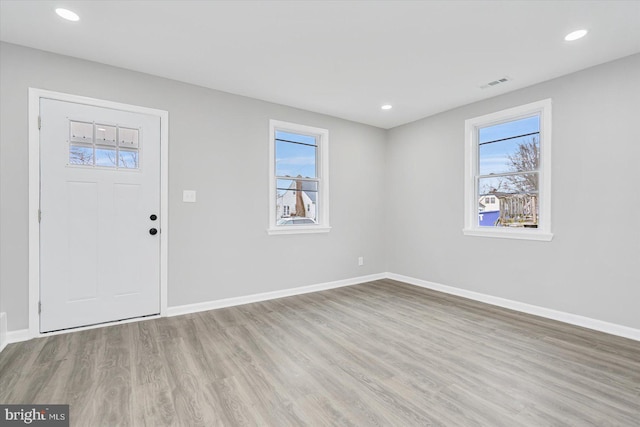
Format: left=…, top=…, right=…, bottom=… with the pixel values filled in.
left=462, top=228, right=553, bottom=241
left=28, top=88, right=169, bottom=339
left=464, top=98, right=553, bottom=241
left=167, top=273, right=386, bottom=317
left=28, top=90, right=40, bottom=339
left=268, top=119, right=330, bottom=235
left=6, top=329, right=31, bottom=345
left=387, top=273, right=640, bottom=342
left=159, top=102, right=169, bottom=316
left=267, top=226, right=331, bottom=235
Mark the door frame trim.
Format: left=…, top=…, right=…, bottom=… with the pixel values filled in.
left=28, top=88, right=169, bottom=338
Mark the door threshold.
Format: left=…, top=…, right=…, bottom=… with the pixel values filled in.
left=39, top=313, right=161, bottom=338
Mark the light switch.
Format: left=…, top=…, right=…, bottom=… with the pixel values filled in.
left=183, top=190, right=197, bottom=203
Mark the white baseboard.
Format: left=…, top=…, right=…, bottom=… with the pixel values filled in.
left=387, top=273, right=640, bottom=342
left=167, top=273, right=387, bottom=317
left=4, top=272, right=637, bottom=345
left=4, top=328, right=31, bottom=346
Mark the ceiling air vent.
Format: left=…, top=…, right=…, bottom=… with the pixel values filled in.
left=481, top=76, right=512, bottom=89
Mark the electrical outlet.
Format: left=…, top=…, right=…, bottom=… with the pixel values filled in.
left=358, top=256, right=364, bottom=266
left=183, top=190, right=197, bottom=203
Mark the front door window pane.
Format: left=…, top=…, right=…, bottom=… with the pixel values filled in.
left=96, top=148, right=117, bottom=167
left=68, top=121, right=140, bottom=170
left=69, top=145, right=94, bottom=165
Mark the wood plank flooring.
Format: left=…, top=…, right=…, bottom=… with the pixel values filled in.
left=1, top=279, right=639, bottom=426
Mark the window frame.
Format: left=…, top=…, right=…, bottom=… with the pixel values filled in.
left=268, top=120, right=330, bottom=235
left=463, top=99, right=553, bottom=241
left=68, top=120, right=141, bottom=170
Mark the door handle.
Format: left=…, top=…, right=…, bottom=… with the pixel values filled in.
left=149, top=228, right=158, bottom=235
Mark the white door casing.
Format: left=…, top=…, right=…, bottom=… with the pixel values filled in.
left=29, top=89, right=168, bottom=335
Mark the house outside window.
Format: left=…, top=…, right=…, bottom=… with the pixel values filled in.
left=268, top=120, right=330, bottom=234
left=464, top=99, right=553, bottom=241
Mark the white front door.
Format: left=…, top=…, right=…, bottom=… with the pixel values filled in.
left=39, top=98, right=161, bottom=333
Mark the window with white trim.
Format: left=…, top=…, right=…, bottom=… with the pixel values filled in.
left=268, top=120, right=330, bottom=234
left=464, top=99, right=552, bottom=241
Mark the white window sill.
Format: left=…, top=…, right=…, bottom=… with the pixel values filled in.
left=267, top=226, right=331, bottom=235
left=463, top=228, right=553, bottom=241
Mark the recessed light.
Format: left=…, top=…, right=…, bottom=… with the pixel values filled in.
left=381, top=104, right=393, bottom=110
left=55, top=8, right=80, bottom=22
left=564, top=29, right=587, bottom=41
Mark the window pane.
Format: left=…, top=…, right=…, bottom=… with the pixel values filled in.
left=119, top=127, right=139, bottom=148
left=69, top=145, right=93, bottom=165
left=479, top=135, right=539, bottom=175
left=478, top=174, right=539, bottom=228
left=276, top=179, right=318, bottom=193
left=275, top=130, right=316, bottom=146
left=95, top=148, right=117, bottom=167
left=95, top=124, right=117, bottom=146
left=275, top=140, right=317, bottom=178
left=70, top=121, right=93, bottom=143
left=118, top=150, right=139, bottom=169
left=479, top=173, right=538, bottom=196
left=479, top=115, right=539, bottom=144
left=276, top=179, right=318, bottom=224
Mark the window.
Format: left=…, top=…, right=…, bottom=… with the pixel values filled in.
left=464, top=99, right=552, bottom=241
left=69, top=121, right=140, bottom=169
left=269, top=120, right=330, bottom=234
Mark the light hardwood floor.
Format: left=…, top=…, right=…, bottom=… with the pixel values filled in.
left=1, top=279, right=639, bottom=426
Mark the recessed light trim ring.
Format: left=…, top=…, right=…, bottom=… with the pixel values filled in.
left=565, top=29, right=588, bottom=41
left=55, top=8, right=80, bottom=22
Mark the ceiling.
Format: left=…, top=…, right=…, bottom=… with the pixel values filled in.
left=1, top=1, right=639, bottom=129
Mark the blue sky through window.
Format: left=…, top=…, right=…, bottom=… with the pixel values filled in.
left=96, top=148, right=117, bottom=167
left=275, top=130, right=317, bottom=178
left=478, top=115, right=539, bottom=176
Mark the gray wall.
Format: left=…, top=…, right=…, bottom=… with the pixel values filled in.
left=2, top=42, right=638, bottom=334
left=386, top=53, right=640, bottom=329
left=0, top=42, right=388, bottom=331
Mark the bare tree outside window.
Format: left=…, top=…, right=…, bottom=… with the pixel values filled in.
left=504, top=137, right=539, bottom=193
left=477, top=117, right=541, bottom=228
left=479, top=137, right=539, bottom=195
left=480, top=137, right=539, bottom=227
left=69, top=145, right=93, bottom=165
